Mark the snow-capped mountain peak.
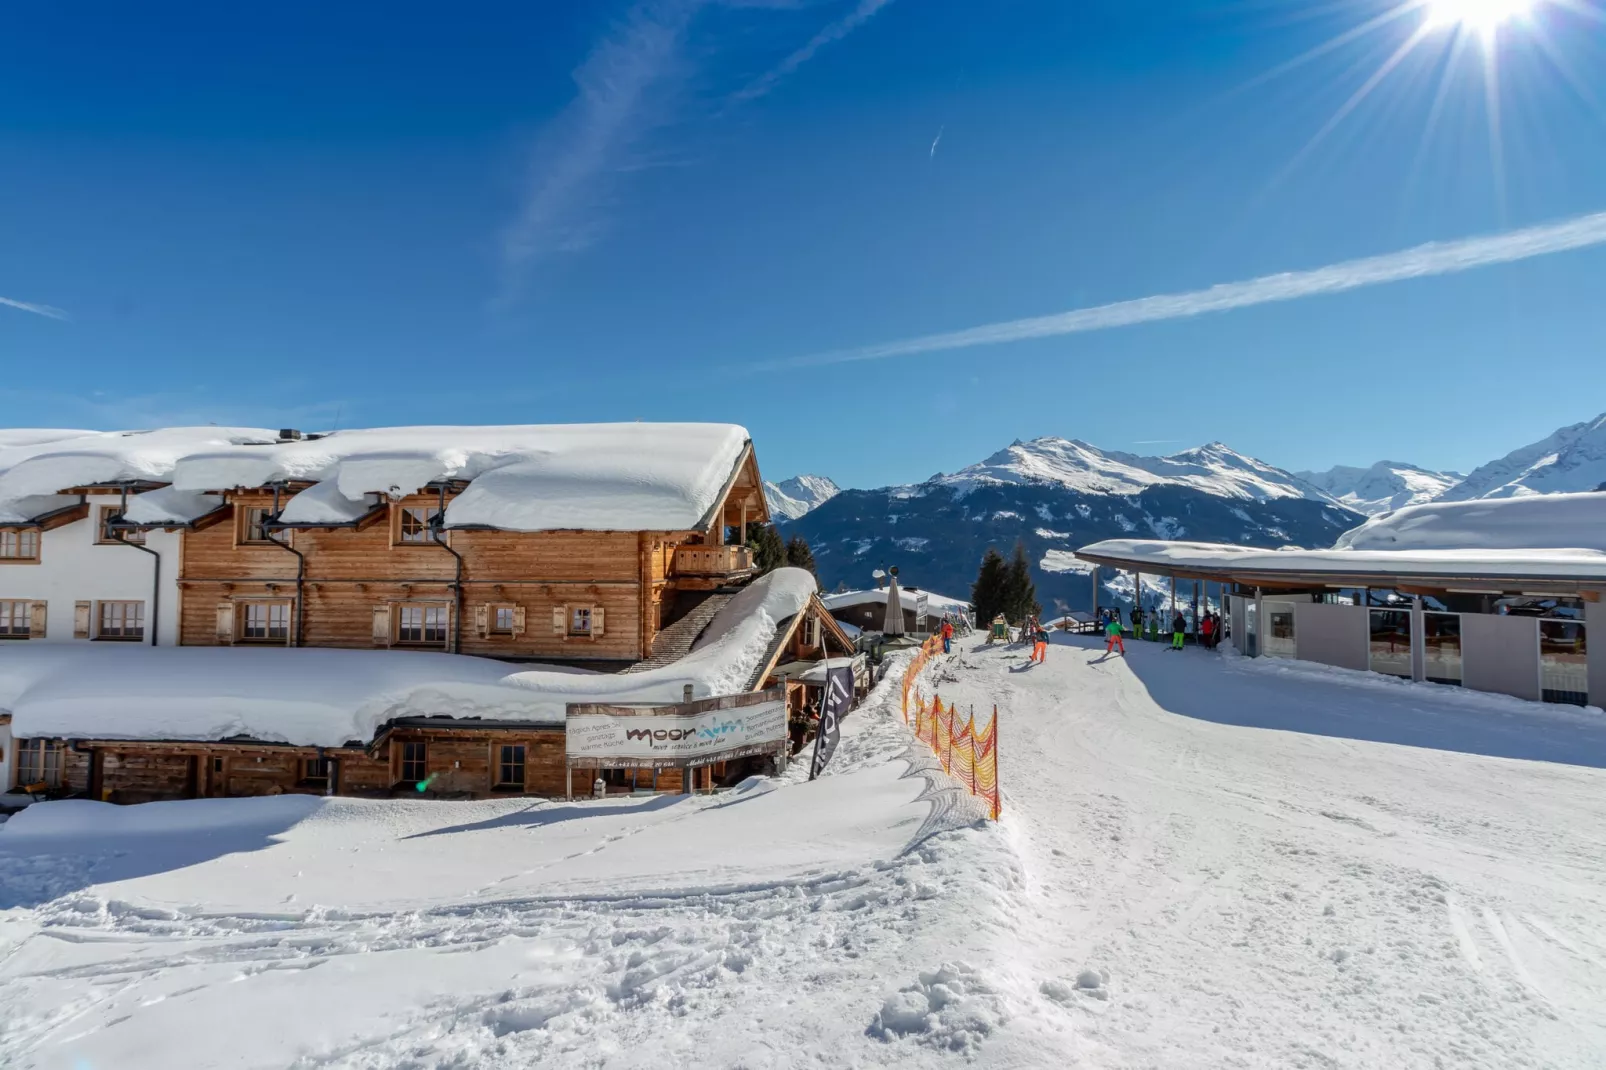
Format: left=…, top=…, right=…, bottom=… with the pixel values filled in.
left=764, top=474, right=840, bottom=520
left=1295, top=460, right=1463, bottom=516
left=933, top=436, right=1331, bottom=503
left=1435, top=412, right=1606, bottom=501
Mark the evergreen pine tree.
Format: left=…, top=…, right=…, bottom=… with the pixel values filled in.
left=745, top=524, right=787, bottom=574
left=1002, top=540, right=1040, bottom=623
left=971, top=547, right=1009, bottom=626
left=784, top=534, right=818, bottom=578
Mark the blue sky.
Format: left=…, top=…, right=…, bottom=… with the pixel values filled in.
left=2, top=0, right=1605, bottom=488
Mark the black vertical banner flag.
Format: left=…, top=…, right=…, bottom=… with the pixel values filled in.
left=809, top=664, right=854, bottom=780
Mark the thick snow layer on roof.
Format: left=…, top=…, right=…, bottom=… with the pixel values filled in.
left=821, top=587, right=971, bottom=612
left=0, top=494, right=79, bottom=524
left=121, top=486, right=225, bottom=525
left=1334, top=491, right=1606, bottom=553
left=276, top=480, right=377, bottom=525
left=0, top=423, right=750, bottom=533
left=0, top=569, right=816, bottom=746
left=0, top=427, right=280, bottom=500
left=0, top=429, right=97, bottom=450
left=1077, top=538, right=1606, bottom=582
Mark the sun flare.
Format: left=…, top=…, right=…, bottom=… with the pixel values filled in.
left=1423, top=0, right=1536, bottom=32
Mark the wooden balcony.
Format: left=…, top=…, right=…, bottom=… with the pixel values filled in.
left=674, top=545, right=755, bottom=583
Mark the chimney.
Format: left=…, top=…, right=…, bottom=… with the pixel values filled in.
left=277, top=429, right=304, bottom=442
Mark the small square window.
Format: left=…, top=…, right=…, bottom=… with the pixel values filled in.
left=0, top=530, right=40, bottom=561
left=0, top=600, right=31, bottom=638
left=395, top=603, right=449, bottom=646
left=569, top=606, right=592, bottom=636
left=491, top=605, right=516, bottom=635
left=238, top=506, right=273, bottom=545
left=239, top=601, right=291, bottom=642
left=302, top=757, right=331, bottom=783
left=395, top=505, right=440, bottom=545
left=97, top=505, right=145, bottom=545
left=18, top=739, right=65, bottom=788
left=497, top=744, right=526, bottom=789
left=96, top=600, right=145, bottom=641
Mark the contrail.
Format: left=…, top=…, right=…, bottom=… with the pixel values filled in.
left=770, top=208, right=1606, bottom=368
left=0, top=295, right=66, bottom=320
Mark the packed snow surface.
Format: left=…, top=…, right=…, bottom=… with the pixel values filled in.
left=1296, top=460, right=1464, bottom=515
left=1438, top=412, right=1606, bottom=501
left=4, top=627, right=1605, bottom=1067
left=1335, top=490, right=1606, bottom=553
left=0, top=570, right=817, bottom=745
left=932, top=437, right=1335, bottom=503
left=0, top=423, right=750, bottom=533
left=763, top=474, right=840, bottom=520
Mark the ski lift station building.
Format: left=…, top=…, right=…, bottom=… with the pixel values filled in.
left=1074, top=492, right=1606, bottom=709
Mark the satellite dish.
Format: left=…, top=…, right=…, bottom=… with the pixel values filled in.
left=386, top=484, right=405, bottom=502
left=889, top=565, right=899, bottom=577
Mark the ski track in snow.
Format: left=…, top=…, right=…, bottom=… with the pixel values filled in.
left=3, top=636, right=1606, bottom=1067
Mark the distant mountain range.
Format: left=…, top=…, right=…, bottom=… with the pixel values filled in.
left=1294, top=461, right=1464, bottom=516
left=767, top=412, right=1606, bottom=612
left=762, top=475, right=840, bottom=520
left=780, top=437, right=1364, bottom=613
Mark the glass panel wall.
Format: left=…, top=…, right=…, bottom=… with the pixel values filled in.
left=1245, top=599, right=1258, bottom=658
left=1539, top=618, right=1588, bottom=706
left=1263, top=604, right=1296, bottom=659
left=1369, top=609, right=1412, bottom=679
left=1422, top=612, right=1462, bottom=685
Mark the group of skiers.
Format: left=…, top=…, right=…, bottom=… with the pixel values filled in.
left=1096, top=605, right=1225, bottom=657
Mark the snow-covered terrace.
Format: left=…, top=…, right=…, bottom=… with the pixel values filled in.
left=0, top=423, right=754, bottom=533
left=1076, top=492, right=1606, bottom=595
left=0, top=569, right=818, bottom=747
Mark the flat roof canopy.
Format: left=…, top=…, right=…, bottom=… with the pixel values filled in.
left=1075, top=539, right=1606, bottom=597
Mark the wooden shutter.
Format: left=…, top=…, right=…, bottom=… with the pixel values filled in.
left=372, top=605, right=392, bottom=647
left=511, top=605, right=526, bottom=637
left=591, top=606, right=605, bottom=638
left=73, top=600, right=92, bottom=639
left=552, top=606, right=567, bottom=635
left=215, top=602, right=236, bottom=646
left=28, top=601, right=47, bottom=639
left=473, top=604, right=489, bottom=638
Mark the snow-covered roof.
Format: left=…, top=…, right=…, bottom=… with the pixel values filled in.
left=0, top=494, right=80, bottom=525
left=0, top=423, right=752, bottom=534
left=0, top=568, right=818, bottom=747
left=1333, top=491, right=1606, bottom=553
left=1076, top=539, right=1606, bottom=586
left=121, top=486, right=226, bottom=526
left=821, top=587, right=971, bottom=613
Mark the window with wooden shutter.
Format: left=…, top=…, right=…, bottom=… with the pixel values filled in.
left=552, top=605, right=567, bottom=635
left=73, top=600, right=92, bottom=639
left=216, top=603, right=236, bottom=646
left=474, top=604, right=490, bottom=638
left=511, top=605, right=526, bottom=637
left=372, top=605, right=393, bottom=647
left=29, top=600, right=47, bottom=639
left=591, top=606, right=605, bottom=638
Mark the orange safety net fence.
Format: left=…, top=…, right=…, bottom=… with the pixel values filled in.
left=899, top=635, right=1002, bottom=820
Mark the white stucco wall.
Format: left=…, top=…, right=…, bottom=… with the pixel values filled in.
left=0, top=493, right=181, bottom=645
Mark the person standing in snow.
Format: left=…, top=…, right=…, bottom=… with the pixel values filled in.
left=1104, top=615, right=1125, bottom=656
left=1130, top=604, right=1142, bottom=639
left=941, top=616, right=954, bottom=654
left=1031, top=623, right=1048, bottom=664
left=1200, top=611, right=1216, bottom=650
left=1171, top=611, right=1186, bottom=650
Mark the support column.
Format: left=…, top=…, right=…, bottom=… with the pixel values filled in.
left=1254, top=586, right=1264, bottom=658
left=1587, top=593, right=1606, bottom=710
left=1091, top=566, right=1099, bottom=620
left=1410, top=595, right=1426, bottom=682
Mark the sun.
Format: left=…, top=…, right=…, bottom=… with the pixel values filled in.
left=1423, top=0, right=1536, bottom=32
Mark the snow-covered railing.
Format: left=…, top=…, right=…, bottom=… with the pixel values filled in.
left=899, top=635, right=1002, bottom=820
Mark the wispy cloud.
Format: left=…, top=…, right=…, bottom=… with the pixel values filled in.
left=501, top=2, right=698, bottom=289
left=767, top=208, right=1606, bottom=368
left=0, top=295, right=67, bottom=320
left=929, top=124, right=944, bottom=159
left=731, top=0, right=895, bottom=103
